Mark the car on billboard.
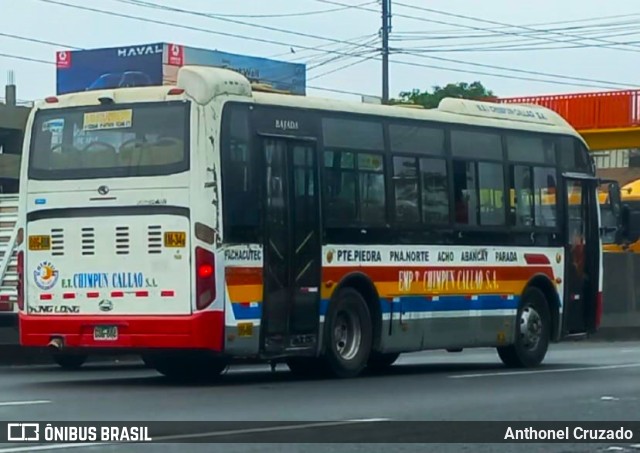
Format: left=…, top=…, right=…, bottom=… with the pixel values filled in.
left=87, top=71, right=153, bottom=91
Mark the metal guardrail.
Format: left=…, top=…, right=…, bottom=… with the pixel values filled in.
left=497, top=90, right=640, bottom=131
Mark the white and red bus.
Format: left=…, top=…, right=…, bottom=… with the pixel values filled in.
left=17, top=66, right=623, bottom=379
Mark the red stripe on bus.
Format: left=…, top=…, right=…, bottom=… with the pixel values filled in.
left=40, top=294, right=52, bottom=300
left=161, top=290, right=174, bottom=297
left=524, top=254, right=550, bottom=265
left=63, top=293, right=75, bottom=299
left=225, top=268, right=263, bottom=286
left=135, top=291, right=149, bottom=298
left=87, top=292, right=100, bottom=299
left=111, top=291, right=124, bottom=298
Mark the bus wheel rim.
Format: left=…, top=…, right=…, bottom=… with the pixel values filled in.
left=333, top=309, right=362, bottom=361
left=519, top=305, right=542, bottom=350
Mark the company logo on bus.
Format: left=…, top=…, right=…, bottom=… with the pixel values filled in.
left=326, top=249, right=335, bottom=264
left=33, top=261, right=59, bottom=291
left=98, top=299, right=113, bottom=312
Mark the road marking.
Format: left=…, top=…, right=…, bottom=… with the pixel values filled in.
left=0, top=418, right=390, bottom=452
left=450, top=363, right=640, bottom=379
left=0, top=401, right=50, bottom=407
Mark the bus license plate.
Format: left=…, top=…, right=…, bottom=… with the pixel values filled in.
left=93, top=326, right=118, bottom=341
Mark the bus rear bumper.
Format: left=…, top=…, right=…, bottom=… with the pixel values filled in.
left=18, top=311, right=224, bottom=351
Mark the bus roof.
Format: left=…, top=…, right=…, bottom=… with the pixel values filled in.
left=33, top=65, right=583, bottom=141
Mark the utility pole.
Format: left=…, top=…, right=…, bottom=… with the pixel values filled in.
left=381, top=0, right=391, bottom=103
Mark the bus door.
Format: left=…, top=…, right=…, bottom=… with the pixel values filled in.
left=562, top=176, right=600, bottom=334
left=260, top=137, right=322, bottom=355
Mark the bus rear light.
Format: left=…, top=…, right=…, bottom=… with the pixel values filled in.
left=44, top=96, right=59, bottom=103
left=167, top=88, right=185, bottom=95
left=16, top=228, right=24, bottom=246
left=198, top=263, right=214, bottom=279
left=195, top=247, right=216, bottom=310
left=595, top=291, right=603, bottom=329
left=17, top=251, right=23, bottom=311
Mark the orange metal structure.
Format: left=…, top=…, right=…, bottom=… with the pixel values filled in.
left=498, top=90, right=640, bottom=151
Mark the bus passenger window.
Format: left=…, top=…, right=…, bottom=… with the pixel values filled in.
left=453, top=160, right=478, bottom=225
left=478, top=162, right=505, bottom=226
left=324, top=151, right=357, bottom=224
left=510, top=165, right=534, bottom=226
left=357, top=153, right=385, bottom=224
left=420, top=158, right=449, bottom=224
left=393, top=157, right=419, bottom=223
left=533, top=167, right=557, bottom=227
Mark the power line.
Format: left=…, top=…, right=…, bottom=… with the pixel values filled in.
left=267, top=33, right=377, bottom=59
left=0, top=42, right=631, bottom=94
left=390, top=22, right=640, bottom=44
left=316, top=0, right=640, bottom=53
left=112, top=1, right=379, bottom=19
left=307, top=53, right=379, bottom=81
left=393, top=1, right=640, bottom=52
left=0, top=32, right=82, bottom=49
left=13, top=2, right=637, bottom=91
left=316, top=0, right=640, bottom=32
left=0, top=50, right=372, bottom=98
left=112, top=0, right=378, bottom=51
left=45, top=0, right=636, bottom=89
left=34, top=0, right=381, bottom=62
left=393, top=16, right=640, bottom=38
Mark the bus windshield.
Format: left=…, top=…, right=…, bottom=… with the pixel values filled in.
left=28, top=101, right=189, bottom=180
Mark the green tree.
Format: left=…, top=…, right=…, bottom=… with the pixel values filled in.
left=395, top=81, right=495, bottom=108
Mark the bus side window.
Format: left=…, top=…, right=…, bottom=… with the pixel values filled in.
left=533, top=167, right=557, bottom=228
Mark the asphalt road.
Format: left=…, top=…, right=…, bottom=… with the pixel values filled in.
left=0, top=341, right=638, bottom=452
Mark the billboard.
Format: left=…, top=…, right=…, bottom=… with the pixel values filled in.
left=56, top=43, right=306, bottom=95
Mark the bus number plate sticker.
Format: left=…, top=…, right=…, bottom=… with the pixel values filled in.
left=93, top=325, right=118, bottom=341
left=164, top=231, right=186, bottom=248
left=28, top=235, right=51, bottom=251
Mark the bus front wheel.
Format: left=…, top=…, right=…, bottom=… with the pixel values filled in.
left=323, top=287, right=373, bottom=378
left=497, top=287, right=551, bottom=368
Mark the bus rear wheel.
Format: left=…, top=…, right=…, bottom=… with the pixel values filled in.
left=52, top=353, right=88, bottom=370
left=323, top=287, right=373, bottom=378
left=143, top=352, right=229, bottom=382
left=497, top=287, right=550, bottom=368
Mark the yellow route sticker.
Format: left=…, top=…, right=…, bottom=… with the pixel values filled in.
left=83, top=110, right=133, bottom=131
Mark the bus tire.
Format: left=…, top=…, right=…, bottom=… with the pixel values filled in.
left=323, top=287, right=372, bottom=378
left=52, top=353, right=88, bottom=370
left=367, top=352, right=400, bottom=372
left=497, top=287, right=551, bottom=368
left=144, top=352, right=228, bottom=382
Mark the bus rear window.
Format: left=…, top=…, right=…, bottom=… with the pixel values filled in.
left=28, top=102, right=189, bottom=180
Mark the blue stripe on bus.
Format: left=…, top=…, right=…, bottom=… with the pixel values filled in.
left=231, top=294, right=519, bottom=321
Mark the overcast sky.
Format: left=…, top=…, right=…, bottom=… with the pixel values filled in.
left=1, top=0, right=639, bottom=102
